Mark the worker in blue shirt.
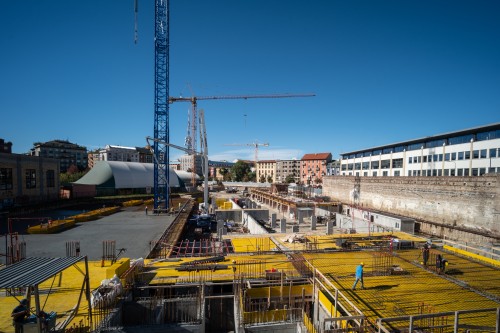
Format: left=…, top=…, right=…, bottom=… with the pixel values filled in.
left=352, top=262, right=365, bottom=290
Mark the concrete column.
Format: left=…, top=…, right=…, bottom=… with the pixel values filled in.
left=298, top=210, right=303, bottom=224
left=271, top=213, right=277, bottom=228
left=327, top=220, right=333, bottom=235
left=311, top=216, right=317, bottom=230
left=280, top=219, right=287, bottom=233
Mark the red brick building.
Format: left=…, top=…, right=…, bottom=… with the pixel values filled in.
left=300, top=152, right=332, bottom=185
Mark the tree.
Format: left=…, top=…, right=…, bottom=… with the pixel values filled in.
left=60, top=170, right=87, bottom=186
left=231, top=161, right=252, bottom=182
left=285, top=174, right=296, bottom=183
left=259, top=175, right=266, bottom=183
left=267, top=175, right=273, bottom=183
left=219, top=168, right=230, bottom=181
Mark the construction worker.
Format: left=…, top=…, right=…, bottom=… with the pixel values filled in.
left=436, top=254, right=443, bottom=274
left=352, top=262, right=365, bottom=290
left=11, top=298, right=29, bottom=333
left=422, top=242, right=430, bottom=266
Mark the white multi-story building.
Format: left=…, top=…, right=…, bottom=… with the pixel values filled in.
left=340, top=123, right=500, bottom=177
left=91, top=145, right=139, bottom=165
left=179, top=154, right=203, bottom=175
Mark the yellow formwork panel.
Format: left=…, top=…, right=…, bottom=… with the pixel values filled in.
left=0, top=259, right=121, bottom=333
left=230, top=237, right=274, bottom=253
left=246, top=285, right=312, bottom=298
left=243, top=309, right=287, bottom=324
left=146, top=253, right=300, bottom=285
left=274, top=232, right=428, bottom=252
left=304, top=251, right=500, bottom=327
left=444, top=244, right=500, bottom=267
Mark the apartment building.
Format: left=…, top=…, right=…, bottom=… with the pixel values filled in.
left=340, top=123, right=500, bottom=177
left=30, top=140, right=87, bottom=173
left=275, top=159, right=301, bottom=183
left=179, top=154, right=203, bottom=175
left=89, top=145, right=153, bottom=168
left=0, top=139, right=13, bottom=154
left=208, top=160, right=234, bottom=181
left=256, top=160, right=276, bottom=183
left=300, top=153, right=332, bottom=185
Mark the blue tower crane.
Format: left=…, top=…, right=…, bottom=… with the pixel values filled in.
left=153, top=0, right=170, bottom=211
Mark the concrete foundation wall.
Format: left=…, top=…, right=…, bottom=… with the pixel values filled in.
left=323, top=175, right=500, bottom=242
left=243, top=211, right=268, bottom=234
left=246, top=209, right=269, bottom=222
left=215, top=210, right=242, bottom=223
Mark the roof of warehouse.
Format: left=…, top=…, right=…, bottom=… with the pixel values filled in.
left=0, top=257, right=84, bottom=288
left=73, top=161, right=188, bottom=188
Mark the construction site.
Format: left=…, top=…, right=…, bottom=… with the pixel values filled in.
left=0, top=190, right=499, bottom=333
left=1, top=0, right=499, bottom=332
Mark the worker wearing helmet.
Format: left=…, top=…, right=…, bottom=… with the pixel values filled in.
left=11, top=298, right=29, bottom=333
left=352, top=262, right=365, bottom=290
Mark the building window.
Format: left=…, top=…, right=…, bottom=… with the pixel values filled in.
left=392, top=158, right=403, bottom=168
left=26, top=169, right=37, bottom=189
left=472, top=168, right=478, bottom=176
left=489, top=148, right=497, bottom=158
left=458, top=152, right=464, bottom=160
left=479, top=168, right=486, bottom=176
left=373, top=171, right=377, bottom=177
left=408, top=157, right=412, bottom=164
left=465, top=151, right=471, bottom=159
left=371, top=161, right=379, bottom=169
left=451, top=152, right=456, bottom=160
left=423, top=156, right=427, bottom=163
left=394, top=170, right=400, bottom=176
left=473, top=150, right=479, bottom=159
left=445, top=153, right=450, bottom=161
left=382, top=171, right=388, bottom=176
left=46, top=170, right=55, bottom=188
left=480, top=149, right=487, bottom=159
left=0, top=168, right=13, bottom=190
left=381, top=160, right=390, bottom=169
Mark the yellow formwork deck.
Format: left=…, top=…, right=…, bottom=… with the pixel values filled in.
left=273, top=231, right=427, bottom=251
left=228, top=235, right=276, bottom=253
left=146, top=253, right=300, bottom=285
left=0, top=259, right=129, bottom=333
left=303, top=249, right=500, bottom=327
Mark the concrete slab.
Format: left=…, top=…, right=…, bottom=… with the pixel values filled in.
left=20, top=206, right=175, bottom=261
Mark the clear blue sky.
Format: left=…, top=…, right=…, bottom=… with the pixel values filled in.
left=1, top=1, right=499, bottom=162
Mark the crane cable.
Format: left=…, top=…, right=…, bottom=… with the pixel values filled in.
left=134, top=0, right=138, bottom=44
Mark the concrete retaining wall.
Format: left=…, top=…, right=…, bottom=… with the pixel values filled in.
left=243, top=211, right=268, bottom=234
left=323, top=175, right=500, bottom=242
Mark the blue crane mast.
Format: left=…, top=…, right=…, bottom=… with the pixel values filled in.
left=153, top=0, right=170, bottom=211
